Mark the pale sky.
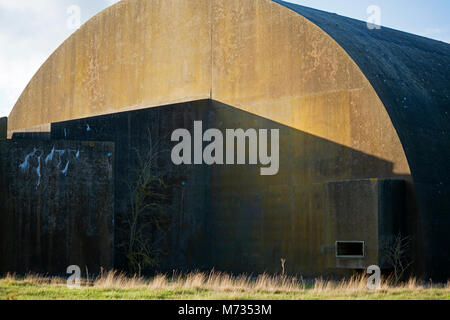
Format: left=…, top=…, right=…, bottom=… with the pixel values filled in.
left=1, top=0, right=449, bottom=117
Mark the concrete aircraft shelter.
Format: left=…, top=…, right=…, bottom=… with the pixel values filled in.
left=3, top=0, right=450, bottom=279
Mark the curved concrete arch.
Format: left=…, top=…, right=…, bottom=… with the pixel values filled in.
left=8, top=0, right=409, bottom=175
left=273, top=0, right=450, bottom=279
left=14, top=0, right=450, bottom=276
left=8, top=0, right=213, bottom=133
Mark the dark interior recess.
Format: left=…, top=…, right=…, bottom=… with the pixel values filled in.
left=336, top=241, right=365, bottom=258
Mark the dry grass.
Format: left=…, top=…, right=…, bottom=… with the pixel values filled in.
left=2, top=270, right=444, bottom=292
left=88, top=270, right=307, bottom=293
left=2, top=270, right=449, bottom=300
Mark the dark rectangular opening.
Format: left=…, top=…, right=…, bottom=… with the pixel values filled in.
left=336, top=241, right=365, bottom=258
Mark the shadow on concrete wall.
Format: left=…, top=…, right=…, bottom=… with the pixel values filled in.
left=274, top=0, right=450, bottom=280
left=44, top=99, right=418, bottom=277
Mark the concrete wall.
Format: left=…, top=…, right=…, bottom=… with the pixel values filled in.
left=275, top=0, right=450, bottom=282
left=51, top=100, right=213, bottom=271
left=207, top=101, right=412, bottom=276
left=0, top=140, right=114, bottom=274
left=7, top=0, right=409, bottom=180
left=6, top=1, right=416, bottom=274
left=0, top=118, right=6, bottom=140
left=6, top=0, right=416, bottom=273
left=50, top=100, right=411, bottom=276
left=323, top=179, right=407, bottom=271
left=8, top=0, right=212, bottom=134
left=7, top=0, right=447, bottom=278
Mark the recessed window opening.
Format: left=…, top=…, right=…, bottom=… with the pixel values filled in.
left=335, top=241, right=365, bottom=258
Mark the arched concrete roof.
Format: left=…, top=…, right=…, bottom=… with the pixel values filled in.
left=274, top=0, right=450, bottom=278
left=7, top=0, right=448, bottom=276
left=274, top=0, right=450, bottom=186
left=8, top=0, right=410, bottom=174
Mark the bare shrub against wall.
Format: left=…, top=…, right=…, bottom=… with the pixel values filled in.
left=120, top=133, right=175, bottom=274
left=382, top=234, right=414, bottom=284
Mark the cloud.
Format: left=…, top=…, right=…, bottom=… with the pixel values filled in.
left=0, top=31, right=49, bottom=116
left=0, top=0, right=119, bottom=117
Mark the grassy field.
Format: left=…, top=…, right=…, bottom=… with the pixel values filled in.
left=1, top=271, right=449, bottom=300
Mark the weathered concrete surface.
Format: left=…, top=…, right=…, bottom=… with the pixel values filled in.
left=51, top=100, right=213, bottom=271
left=49, top=100, right=410, bottom=276
left=8, top=0, right=409, bottom=178
left=207, top=101, right=411, bottom=276
left=7, top=0, right=415, bottom=271
left=0, top=118, right=6, bottom=140
left=273, top=0, right=450, bottom=281
left=0, top=140, right=114, bottom=274
left=5, top=0, right=448, bottom=278
left=12, top=132, right=51, bottom=140
left=323, top=179, right=407, bottom=271
left=212, top=0, right=409, bottom=177
left=8, top=0, right=212, bottom=134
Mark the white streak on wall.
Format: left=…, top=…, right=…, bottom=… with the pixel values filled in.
left=36, top=156, right=41, bottom=189
left=62, top=161, right=70, bottom=175
left=19, top=148, right=37, bottom=172
left=55, top=150, right=65, bottom=168
left=45, top=146, right=55, bottom=164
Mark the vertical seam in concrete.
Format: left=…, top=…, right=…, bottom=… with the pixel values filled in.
left=210, top=0, right=213, bottom=99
